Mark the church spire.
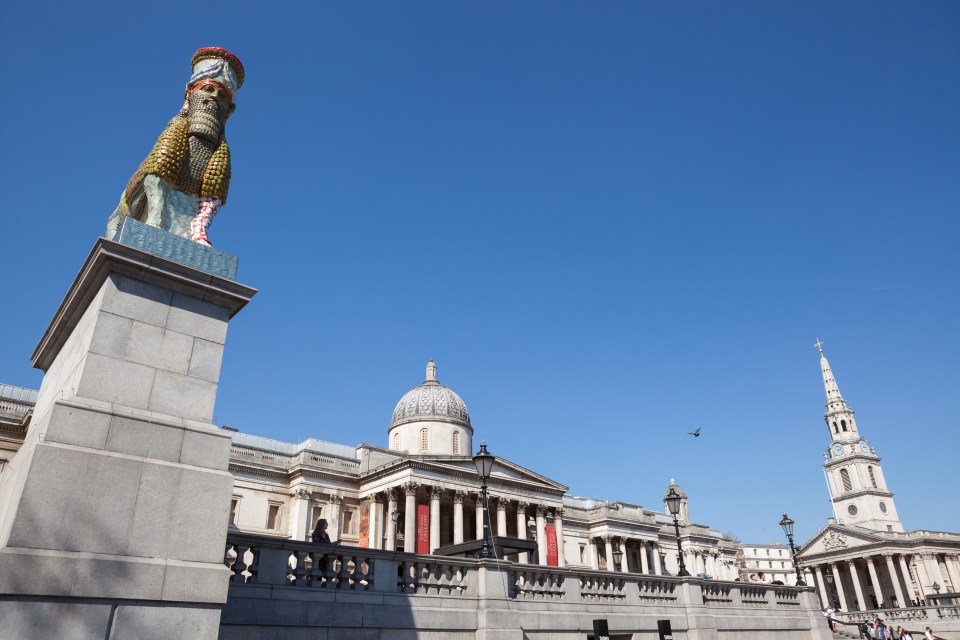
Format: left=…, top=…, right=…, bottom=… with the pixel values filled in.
left=816, top=340, right=858, bottom=441
left=817, top=339, right=847, bottom=415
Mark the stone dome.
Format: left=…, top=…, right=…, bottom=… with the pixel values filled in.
left=390, top=360, right=472, bottom=431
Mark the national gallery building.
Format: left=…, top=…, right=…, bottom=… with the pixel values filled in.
left=0, top=360, right=740, bottom=582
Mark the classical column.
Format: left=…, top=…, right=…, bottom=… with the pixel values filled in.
left=804, top=568, right=816, bottom=592
left=328, top=495, right=343, bottom=541
left=386, top=488, right=398, bottom=551
left=475, top=494, right=484, bottom=540
left=909, top=556, right=926, bottom=602
left=604, top=535, right=614, bottom=571
left=453, top=491, right=465, bottom=545
left=639, top=541, right=650, bottom=574
left=404, top=482, right=418, bottom=553
left=848, top=561, right=867, bottom=611
left=619, top=538, right=630, bottom=572
left=944, top=555, right=960, bottom=594
left=591, top=539, right=600, bottom=570
left=814, top=566, right=830, bottom=606
left=370, top=493, right=383, bottom=549
left=896, top=555, right=913, bottom=603
left=831, top=563, right=849, bottom=611
left=920, top=554, right=942, bottom=596
left=429, top=486, right=442, bottom=554
left=938, top=556, right=955, bottom=592
left=516, top=501, right=529, bottom=564
left=884, top=554, right=906, bottom=608
left=554, top=508, right=566, bottom=567
left=289, top=487, right=312, bottom=541
left=496, top=498, right=508, bottom=536
left=536, top=505, right=547, bottom=566
left=865, top=557, right=884, bottom=607
left=652, top=544, right=663, bottom=576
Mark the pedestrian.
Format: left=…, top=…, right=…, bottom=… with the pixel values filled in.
left=924, top=627, right=934, bottom=640
left=311, top=518, right=332, bottom=544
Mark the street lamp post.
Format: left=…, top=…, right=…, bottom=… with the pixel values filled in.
left=391, top=509, right=400, bottom=550
left=473, top=441, right=495, bottom=559
left=779, top=512, right=806, bottom=586
left=664, top=486, right=690, bottom=577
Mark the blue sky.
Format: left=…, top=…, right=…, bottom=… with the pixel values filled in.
left=1, top=1, right=957, bottom=544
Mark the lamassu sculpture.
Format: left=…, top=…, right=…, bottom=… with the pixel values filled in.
left=106, top=47, right=244, bottom=246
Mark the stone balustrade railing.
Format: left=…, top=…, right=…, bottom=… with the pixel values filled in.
left=220, top=533, right=832, bottom=640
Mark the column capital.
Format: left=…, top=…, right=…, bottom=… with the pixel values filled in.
left=866, top=556, right=878, bottom=567
left=330, top=494, right=343, bottom=505
left=430, top=486, right=443, bottom=500
left=517, top=501, right=529, bottom=511
left=373, top=492, right=384, bottom=504
left=291, top=487, right=311, bottom=500
left=453, top=490, right=466, bottom=504
left=388, top=487, right=400, bottom=501
left=535, top=504, right=546, bottom=517
left=554, top=507, right=565, bottom=518
left=882, top=552, right=894, bottom=560
left=496, top=497, right=508, bottom=512
left=403, top=481, right=419, bottom=496
left=602, top=534, right=613, bottom=543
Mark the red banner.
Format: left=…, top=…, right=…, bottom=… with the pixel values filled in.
left=358, top=500, right=370, bottom=548
left=417, top=504, right=430, bottom=554
left=545, top=524, right=558, bottom=566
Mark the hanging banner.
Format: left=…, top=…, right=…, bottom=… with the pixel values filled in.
left=358, top=499, right=370, bottom=548
left=417, top=504, right=430, bottom=554
left=545, top=523, right=559, bottom=566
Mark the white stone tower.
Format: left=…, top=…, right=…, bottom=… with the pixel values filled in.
left=817, top=341, right=903, bottom=532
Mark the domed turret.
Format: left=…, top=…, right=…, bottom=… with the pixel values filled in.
left=388, top=361, right=473, bottom=456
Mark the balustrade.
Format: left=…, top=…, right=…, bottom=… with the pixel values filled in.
left=512, top=568, right=565, bottom=600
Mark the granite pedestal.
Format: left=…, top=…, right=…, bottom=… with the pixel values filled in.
left=0, top=238, right=255, bottom=639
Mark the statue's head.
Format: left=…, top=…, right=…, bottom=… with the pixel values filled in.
left=181, top=47, right=245, bottom=141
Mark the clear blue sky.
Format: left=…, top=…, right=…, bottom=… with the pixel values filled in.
left=1, top=1, right=958, bottom=545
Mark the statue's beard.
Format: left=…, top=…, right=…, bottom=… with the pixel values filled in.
left=188, top=105, right=223, bottom=142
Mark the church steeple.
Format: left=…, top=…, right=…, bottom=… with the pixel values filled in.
left=817, top=339, right=859, bottom=443
left=816, top=341, right=903, bottom=533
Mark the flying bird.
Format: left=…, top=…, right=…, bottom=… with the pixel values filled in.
left=688, top=427, right=701, bottom=438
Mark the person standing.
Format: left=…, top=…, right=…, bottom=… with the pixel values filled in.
left=312, top=518, right=332, bottom=543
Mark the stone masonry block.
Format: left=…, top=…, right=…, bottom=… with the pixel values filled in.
left=0, top=599, right=114, bottom=640
left=88, top=311, right=133, bottom=359
left=149, top=369, right=217, bottom=422
left=165, top=465, right=233, bottom=563
left=75, top=352, right=156, bottom=410
left=125, top=462, right=181, bottom=559
left=111, top=603, right=223, bottom=640
left=188, top=337, right=224, bottom=383
left=179, top=427, right=232, bottom=469
left=161, top=562, right=231, bottom=603
left=6, top=444, right=142, bottom=555
left=126, top=322, right=194, bottom=374
left=101, top=273, right=173, bottom=328
left=71, top=554, right=165, bottom=600
left=41, top=403, right=110, bottom=451
left=167, top=292, right=229, bottom=344
left=105, top=414, right=184, bottom=463
left=0, top=547, right=79, bottom=596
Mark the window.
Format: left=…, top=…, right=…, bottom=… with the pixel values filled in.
left=847, top=504, right=858, bottom=517
left=453, top=430, right=460, bottom=455
left=393, top=432, right=400, bottom=450
left=342, top=509, right=357, bottom=536
left=230, top=497, right=241, bottom=525
left=766, top=549, right=770, bottom=556
left=841, top=420, right=848, bottom=432
left=879, top=502, right=887, bottom=514
left=420, top=428, right=429, bottom=452
left=266, top=503, right=282, bottom=530
left=840, top=468, right=853, bottom=492
left=868, top=466, right=878, bottom=489
left=833, top=422, right=839, bottom=434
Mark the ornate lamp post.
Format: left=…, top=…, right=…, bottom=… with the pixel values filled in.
left=473, top=441, right=495, bottom=559
left=779, top=512, right=806, bottom=586
left=612, top=540, right=624, bottom=572
left=664, top=486, right=690, bottom=576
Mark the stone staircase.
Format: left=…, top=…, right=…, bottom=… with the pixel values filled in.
left=832, top=625, right=861, bottom=639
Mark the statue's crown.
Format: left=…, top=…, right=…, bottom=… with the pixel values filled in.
left=187, top=47, right=245, bottom=101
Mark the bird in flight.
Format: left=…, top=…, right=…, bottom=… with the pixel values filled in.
left=688, top=427, right=701, bottom=438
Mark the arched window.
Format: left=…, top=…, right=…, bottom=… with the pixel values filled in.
left=452, top=430, right=460, bottom=455
left=868, top=466, right=877, bottom=489
left=833, top=422, right=839, bottom=434
left=841, top=420, right=848, bottom=432
left=420, top=428, right=429, bottom=452
left=840, top=468, right=853, bottom=492
left=393, top=432, right=400, bottom=450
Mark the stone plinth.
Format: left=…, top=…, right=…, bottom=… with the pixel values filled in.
left=0, top=238, right=255, bottom=640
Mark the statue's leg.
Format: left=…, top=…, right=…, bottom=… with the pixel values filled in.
left=142, top=174, right=170, bottom=228
left=190, top=196, right=222, bottom=246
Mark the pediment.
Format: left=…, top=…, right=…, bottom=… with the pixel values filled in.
left=799, top=525, right=883, bottom=558
left=408, top=455, right=569, bottom=494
